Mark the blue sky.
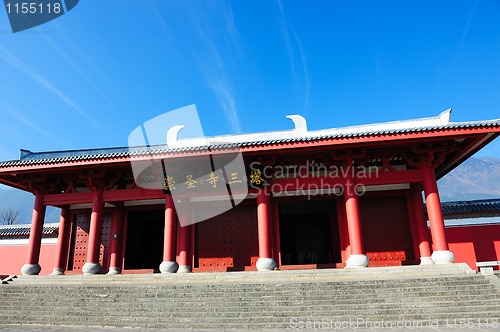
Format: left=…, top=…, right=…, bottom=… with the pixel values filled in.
left=0, top=0, right=500, bottom=162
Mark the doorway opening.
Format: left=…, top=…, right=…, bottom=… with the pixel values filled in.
left=279, top=200, right=341, bottom=266
left=124, top=209, right=164, bottom=270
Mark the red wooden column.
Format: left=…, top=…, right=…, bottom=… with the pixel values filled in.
left=21, top=194, right=46, bottom=275
left=409, top=185, right=434, bottom=265
left=177, top=208, right=192, bottom=273
left=344, top=163, right=369, bottom=268
left=421, top=161, right=454, bottom=264
left=51, top=206, right=72, bottom=275
left=256, top=189, right=277, bottom=271
left=107, top=203, right=125, bottom=274
left=160, top=194, right=179, bottom=273
left=336, top=198, right=351, bottom=265
left=82, top=189, right=105, bottom=274
left=272, top=200, right=281, bottom=266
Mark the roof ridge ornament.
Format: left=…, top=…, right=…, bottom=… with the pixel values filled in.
left=439, top=108, right=452, bottom=125
left=286, top=115, right=307, bottom=136
left=19, top=149, right=32, bottom=160
left=166, top=125, right=186, bottom=149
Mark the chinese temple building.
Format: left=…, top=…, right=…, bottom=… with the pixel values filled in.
left=0, top=109, right=499, bottom=276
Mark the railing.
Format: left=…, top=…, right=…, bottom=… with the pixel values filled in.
left=476, top=261, right=500, bottom=275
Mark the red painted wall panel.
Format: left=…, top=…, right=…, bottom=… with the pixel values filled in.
left=0, top=243, right=57, bottom=276
left=445, top=224, right=500, bottom=271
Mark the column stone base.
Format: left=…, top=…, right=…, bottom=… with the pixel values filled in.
left=431, top=250, right=455, bottom=264
left=107, top=267, right=122, bottom=275
left=50, top=268, right=65, bottom=275
left=346, top=254, right=369, bottom=268
left=256, top=258, right=277, bottom=271
left=82, top=262, right=102, bottom=275
left=420, top=256, right=434, bottom=265
left=160, top=261, right=179, bottom=273
left=177, top=265, right=192, bottom=273
left=21, top=263, right=41, bottom=275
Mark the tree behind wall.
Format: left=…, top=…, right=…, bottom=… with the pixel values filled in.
left=0, top=208, right=20, bottom=225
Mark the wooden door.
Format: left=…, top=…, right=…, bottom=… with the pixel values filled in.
left=69, top=213, right=111, bottom=273
left=227, top=205, right=259, bottom=269
left=360, top=195, right=415, bottom=265
left=196, top=212, right=231, bottom=270
left=195, top=204, right=258, bottom=271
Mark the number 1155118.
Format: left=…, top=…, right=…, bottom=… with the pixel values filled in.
left=5, top=2, right=62, bottom=14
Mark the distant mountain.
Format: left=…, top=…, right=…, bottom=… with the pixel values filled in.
left=438, top=156, right=500, bottom=202
left=0, top=156, right=499, bottom=224
left=0, top=188, right=59, bottom=224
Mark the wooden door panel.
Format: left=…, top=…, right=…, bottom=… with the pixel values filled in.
left=227, top=205, right=258, bottom=269
left=360, top=195, right=415, bottom=265
left=196, top=212, right=231, bottom=269
left=71, top=213, right=90, bottom=272
left=196, top=204, right=258, bottom=271
left=71, top=213, right=111, bottom=273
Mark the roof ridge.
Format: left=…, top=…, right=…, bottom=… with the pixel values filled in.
left=1, top=117, right=499, bottom=168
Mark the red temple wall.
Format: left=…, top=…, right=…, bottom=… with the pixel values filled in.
left=0, top=242, right=57, bottom=276
left=444, top=224, right=500, bottom=271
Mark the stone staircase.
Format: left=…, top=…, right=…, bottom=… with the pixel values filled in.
left=1, top=264, right=500, bottom=330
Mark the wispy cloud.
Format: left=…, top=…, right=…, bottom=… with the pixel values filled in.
left=0, top=45, right=100, bottom=130
left=210, top=78, right=240, bottom=134
left=460, top=0, right=480, bottom=49
left=181, top=1, right=243, bottom=133
left=0, top=101, right=65, bottom=147
left=149, top=1, right=182, bottom=67
left=40, top=32, right=120, bottom=115
left=276, top=0, right=310, bottom=114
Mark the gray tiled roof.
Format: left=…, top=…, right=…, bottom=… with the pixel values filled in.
left=0, top=224, right=58, bottom=238
left=1, top=119, right=499, bottom=168
left=441, top=199, right=500, bottom=215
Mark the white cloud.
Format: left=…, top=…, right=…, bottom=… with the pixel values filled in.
left=0, top=45, right=100, bottom=130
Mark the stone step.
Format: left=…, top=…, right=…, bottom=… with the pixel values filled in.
left=1, top=280, right=493, bottom=294
left=3, top=301, right=499, bottom=314
left=2, top=282, right=497, bottom=305
left=2, top=311, right=500, bottom=330
left=2, top=287, right=497, bottom=302
left=2, top=297, right=499, bottom=313
left=1, top=264, right=497, bottom=330
left=1, top=289, right=495, bottom=302
left=4, top=284, right=489, bottom=297
left=3, top=274, right=489, bottom=289
left=7, top=263, right=473, bottom=285
left=10, top=273, right=471, bottom=285
left=2, top=300, right=499, bottom=315
left=7, top=275, right=487, bottom=288
left=2, top=292, right=496, bottom=306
